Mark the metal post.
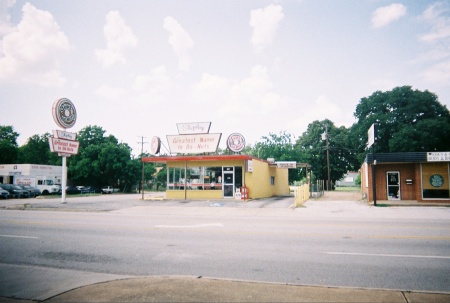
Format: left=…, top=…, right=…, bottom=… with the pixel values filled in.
left=61, top=156, right=67, bottom=204
left=372, top=145, right=377, bottom=206
left=326, top=125, right=331, bottom=191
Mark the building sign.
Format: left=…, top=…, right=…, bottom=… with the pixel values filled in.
left=227, top=133, right=246, bottom=152
left=49, top=138, right=80, bottom=155
left=367, top=123, right=378, bottom=148
left=167, top=133, right=221, bottom=154
left=150, top=136, right=161, bottom=154
left=276, top=161, right=297, bottom=168
left=52, top=98, right=77, bottom=129
left=53, top=130, right=77, bottom=141
left=177, top=122, right=211, bottom=135
left=427, top=152, right=450, bottom=162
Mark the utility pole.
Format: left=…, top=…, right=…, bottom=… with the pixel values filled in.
left=138, top=136, right=147, bottom=200
left=325, top=125, right=331, bottom=191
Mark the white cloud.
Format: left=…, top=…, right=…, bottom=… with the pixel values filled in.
left=132, top=65, right=173, bottom=105
left=0, top=0, right=15, bottom=35
left=422, top=59, right=450, bottom=86
left=94, top=84, right=127, bottom=100
left=371, top=3, right=407, bottom=28
left=0, top=2, right=70, bottom=86
left=419, top=2, right=450, bottom=42
left=95, top=11, right=138, bottom=68
left=250, top=4, right=284, bottom=53
left=163, top=16, right=193, bottom=72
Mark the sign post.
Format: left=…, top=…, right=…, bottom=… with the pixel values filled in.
left=50, top=98, right=78, bottom=203
left=367, top=123, right=378, bottom=206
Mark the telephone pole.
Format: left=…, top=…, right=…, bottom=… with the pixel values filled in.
left=138, top=136, right=148, bottom=200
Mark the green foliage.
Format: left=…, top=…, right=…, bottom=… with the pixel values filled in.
left=295, top=119, right=357, bottom=184
left=18, top=133, right=61, bottom=165
left=0, top=125, right=19, bottom=163
left=350, top=86, right=450, bottom=162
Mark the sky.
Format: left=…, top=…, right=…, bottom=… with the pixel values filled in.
left=1, top=0, right=449, bottom=157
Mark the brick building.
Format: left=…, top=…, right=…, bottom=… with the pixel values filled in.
left=361, top=152, right=450, bottom=203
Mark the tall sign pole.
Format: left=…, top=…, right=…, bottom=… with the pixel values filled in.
left=367, top=123, right=378, bottom=206
left=50, top=98, right=79, bottom=204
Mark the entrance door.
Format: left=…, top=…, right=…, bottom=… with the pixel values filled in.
left=387, top=171, right=400, bottom=200
left=222, top=167, right=234, bottom=198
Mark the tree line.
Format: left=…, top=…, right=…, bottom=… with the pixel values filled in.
left=1, top=86, right=449, bottom=189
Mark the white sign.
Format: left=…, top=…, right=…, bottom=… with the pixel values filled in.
left=150, top=136, right=161, bottom=154
left=367, top=123, right=377, bottom=148
left=53, top=129, right=77, bottom=141
left=246, top=160, right=253, bottom=172
left=167, top=133, right=221, bottom=154
left=427, top=152, right=450, bottom=162
left=276, top=161, right=297, bottom=168
left=227, top=133, right=246, bottom=152
left=49, top=138, right=80, bottom=155
left=177, top=122, right=211, bottom=135
left=52, top=98, right=77, bottom=129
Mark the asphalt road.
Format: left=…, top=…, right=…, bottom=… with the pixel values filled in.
left=1, top=193, right=449, bottom=301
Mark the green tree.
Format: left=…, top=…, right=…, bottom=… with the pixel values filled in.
left=68, top=125, right=139, bottom=190
left=0, top=125, right=19, bottom=163
left=252, top=131, right=305, bottom=184
left=295, top=120, right=357, bottom=185
left=18, top=133, right=61, bottom=165
left=350, top=86, right=450, bottom=162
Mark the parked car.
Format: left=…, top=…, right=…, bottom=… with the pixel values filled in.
left=65, top=186, right=81, bottom=195
left=84, top=186, right=100, bottom=193
left=76, top=186, right=90, bottom=194
left=0, top=184, right=30, bottom=198
left=19, top=185, right=41, bottom=197
left=0, top=188, right=9, bottom=199
left=101, top=186, right=119, bottom=194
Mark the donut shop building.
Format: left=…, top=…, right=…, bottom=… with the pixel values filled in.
left=142, top=122, right=294, bottom=200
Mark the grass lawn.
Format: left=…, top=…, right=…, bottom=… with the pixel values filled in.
left=335, top=186, right=360, bottom=192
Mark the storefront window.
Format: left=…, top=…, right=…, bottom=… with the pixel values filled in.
left=168, top=166, right=222, bottom=190
left=422, top=163, right=450, bottom=199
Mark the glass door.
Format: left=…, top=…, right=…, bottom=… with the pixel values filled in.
left=387, top=171, right=400, bottom=200
left=222, top=167, right=234, bottom=198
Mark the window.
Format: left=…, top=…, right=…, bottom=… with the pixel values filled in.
left=167, top=166, right=222, bottom=190
left=270, top=176, right=275, bottom=185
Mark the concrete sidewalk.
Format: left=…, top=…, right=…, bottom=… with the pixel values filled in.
left=2, top=276, right=450, bottom=303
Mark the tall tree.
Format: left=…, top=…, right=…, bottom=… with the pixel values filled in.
left=296, top=120, right=357, bottom=185
left=18, top=133, right=61, bottom=165
left=252, top=131, right=305, bottom=184
left=0, top=125, right=19, bottom=163
left=350, top=86, right=450, bottom=162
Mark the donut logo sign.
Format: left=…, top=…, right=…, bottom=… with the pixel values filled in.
left=227, top=133, right=246, bottom=152
left=52, top=98, right=77, bottom=129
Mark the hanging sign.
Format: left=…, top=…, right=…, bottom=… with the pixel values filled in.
left=177, top=122, right=211, bottom=135
left=49, top=138, right=80, bottom=155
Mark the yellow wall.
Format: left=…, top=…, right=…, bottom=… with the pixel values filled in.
left=165, top=158, right=290, bottom=200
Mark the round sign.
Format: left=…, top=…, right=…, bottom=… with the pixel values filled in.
left=150, top=136, right=161, bottom=154
left=430, top=174, right=444, bottom=188
left=52, top=98, right=77, bottom=129
left=227, top=133, right=246, bottom=152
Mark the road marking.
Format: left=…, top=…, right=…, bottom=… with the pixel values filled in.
left=0, top=234, right=39, bottom=239
left=155, top=223, right=224, bottom=228
left=326, top=252, right=450, bottom=259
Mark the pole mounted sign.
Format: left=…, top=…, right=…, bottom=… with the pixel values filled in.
left=49, top=98, right=79, bottom=203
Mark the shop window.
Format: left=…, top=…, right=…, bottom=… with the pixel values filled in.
left=422, top=163, right=449, bottom=199
left=167, top=166, right=222, bottom=190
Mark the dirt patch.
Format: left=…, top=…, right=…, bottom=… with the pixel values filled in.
left=316, top=191, right=363, bottom=201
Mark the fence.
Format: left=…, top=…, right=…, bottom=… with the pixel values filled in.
left=310, top=180, right=325, bottom=198
left=294, top=184, right=310, bottom=207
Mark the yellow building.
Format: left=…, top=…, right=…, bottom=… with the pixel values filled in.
left=142, top=155, right=290, bottom=200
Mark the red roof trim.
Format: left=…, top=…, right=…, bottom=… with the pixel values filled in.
left=142, top=154, right=254, bottom=163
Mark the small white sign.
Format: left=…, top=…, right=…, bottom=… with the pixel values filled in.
left=49, top=138, right=80, bottom=155
left=367, top=123, right=377, bottom=148
left=177, top=122, right=211, bottom=135
left=276, top=161, right=297, bottom=168
left=53, top=129, right=77, bottom=141
left=167, top=133, right=221, bottom=154
left=427, top=152, right=450, bottom=162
